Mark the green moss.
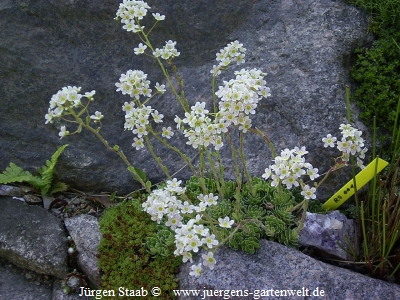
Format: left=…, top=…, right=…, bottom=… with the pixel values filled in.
left=350, top=29, right=400, bottom=136
left=98, top=197, right=181, bottom=300
left=345, top=0, right=400, bottom=33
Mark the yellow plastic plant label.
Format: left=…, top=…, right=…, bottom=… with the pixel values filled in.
left=323, top=157, right=389, bottom=210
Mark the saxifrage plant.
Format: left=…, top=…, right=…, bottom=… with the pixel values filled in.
left=44, top=0, right=368, bottom=277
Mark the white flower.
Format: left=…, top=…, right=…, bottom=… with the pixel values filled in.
left=134, top=43, right=147, bottom=55
left=322, top=134, right=337, bottom=148
left=203, top=233, right=219, bottom=249
left=152, top=12, right=165, bottom=21
left=189, top=263, right=203, bottom=277
left=180, top=201, right=195, bottom=214
left=185, top=235, right=202, bottom=253
left=45, top=109, right=54, bottom=124
left=182, top=251, right=193, bottom=263
left=154, top=82, right=166, bottom=93
left=162, top=127, right=174, bottom=139
left=84, top=90, right=96, bottom=99
left=133, top=126, right=148, bottom=138
left=166, top=178, right=185, bottom=194
left=218, top=216, right=234, bottom=228
left=132, top=137, right=145, bottom=150
left=301, top=185, right=317, bottom=200
left=191, top=102, right=209, bottom=117
left=262, top=167, right=272, bottom=180
left=212, top=40, right=246, bottom=74
left=152, top=48, right=163, bottom=57
left=337, top=138, right=351, bottom=153
left=59, top=126, right=69, bottom=139
left=165, top=213, right=183, bottom=230
left=151, top=110, right=164, bottom=123
left=306, top=167, right=320, bottom=180
left=90, top=111, right=104, bottom=122
left=202, top=252, right=216, bottom=270
left=282, top=175, right=299, bottom=189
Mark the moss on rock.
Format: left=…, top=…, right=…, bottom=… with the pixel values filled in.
left=98, top=197, right=181, bottom=299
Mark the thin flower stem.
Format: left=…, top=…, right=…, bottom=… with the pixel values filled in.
left=225, top=131, right=242, bottom=222
left=67, top=107, right=150, bottom=192
left=204, top=147, right=224, bottom=200
left=198, top=148, right=208, bottom=194
left=143, top=135, right=172, bottom=180
left=136, top=22, right=189, bottom=112
left=147, top=126, right=199, bottom=178
left=211, top=75, right=218, bottom=113
left=239, top=132, right=254, bottom=196
left=249, top=127, right=277, bottom=157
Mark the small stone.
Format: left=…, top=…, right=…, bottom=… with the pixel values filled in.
left=42, top=196, right=54, bottom=210
left=0, top=185, right=23, bottom=197
left=70, top=197, right=81, bottom=205
left=23, top=195, right=42, bottom=205
left=299, top=211, right=357, bottom=261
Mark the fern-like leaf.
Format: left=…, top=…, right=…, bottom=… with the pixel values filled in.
left=38, top=144, right=68, bottom=195
left=0, top=162, right=43, bottom=189
left=50, top=181, right=68, bottom=194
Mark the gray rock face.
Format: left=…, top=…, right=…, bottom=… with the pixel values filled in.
left=0, top=197, right=68, bottom=279
left=299, top=210, right=357, bottom=261
left=1, top=0, right=372, bottom=196
left=64, top=214, right=101, bottom=288
left=178, top=240, right=400, bottom=300
left=0, top=257, right=53, bottom=300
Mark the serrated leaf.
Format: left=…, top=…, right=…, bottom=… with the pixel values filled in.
left=0, top=163, right=32, bottom=183
left=50, top=181, right=68, bottom=194
left=0, top=163, right=43, bottom=188
left=38, top=144, right=68, bottom=195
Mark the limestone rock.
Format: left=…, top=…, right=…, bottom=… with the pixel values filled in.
left=299, top=211, right=357, bottom=261
left=64, top=214, right=101, bottom=288
left=0, top=257, right=53, bottom=300
left=0, top=0, right=373, bottom=197
left=178, top=240, right=400, bottom=300
left=0, top=184, right=24, bottom=197
left=0, top=197, right=68, bottom=279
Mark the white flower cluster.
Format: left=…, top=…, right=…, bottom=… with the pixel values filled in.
left=262, top=147, right=319, bottom=200
left=142, top=178, right=230, bottom=276
left=45, top=86, right=96, bottom=138
left=322, top=124, right=367, bottom=168
left=173, top=68, right=271, bottom=150
left=211, top=40, right=246, bottom=76
left=115, top=70, right=167, bottom=149
left=153, top=40, right=180, bottom=60
left=115, top=0, right=152, bottom=32
left=215, top=68, right=271, bottom=133
left=174, top=102, right=225, bottom=150
left=115, top=70, right=153, bottom=99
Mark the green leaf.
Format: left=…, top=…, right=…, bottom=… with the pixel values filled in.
left=50, top=181, right=68, bottom=194
left=38, top=144, right=69, bottom=195
left=241, top=236, right=260, bottom=254
left=109, top=191, right=117, bottom=202
left=0, top=163, right=43, bottom=188
left=146, top=181, right=152, bottom=191
left=127, top=166, right=147, bottom=183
